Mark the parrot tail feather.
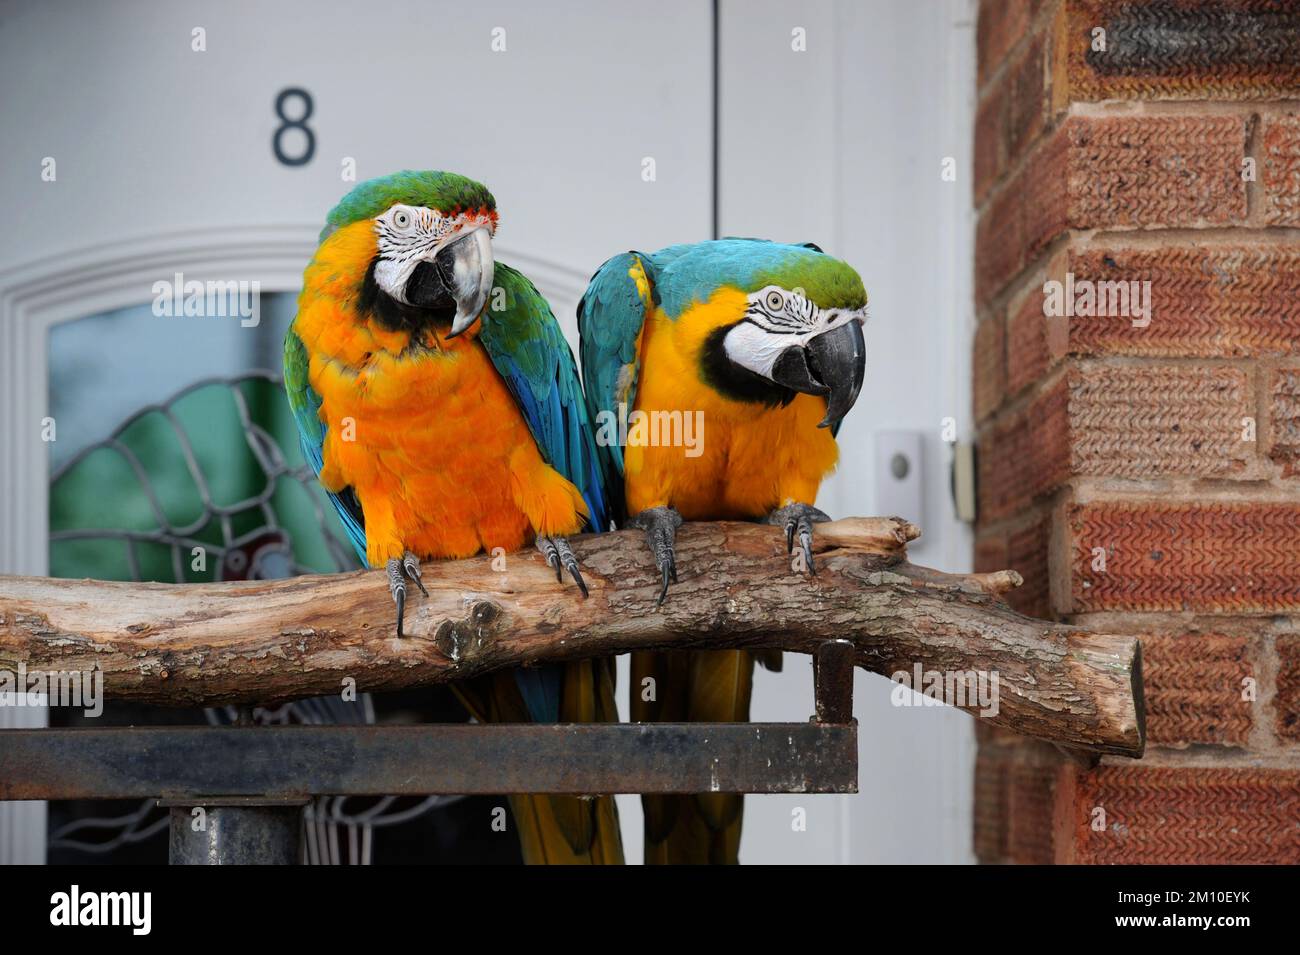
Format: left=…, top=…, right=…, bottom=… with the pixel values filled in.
left=455, top=662, right=624, bottom=865
left=632, top=649, right=754, bottom=864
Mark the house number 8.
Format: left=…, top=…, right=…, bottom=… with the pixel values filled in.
left=273, top=88, right=315, bottom=167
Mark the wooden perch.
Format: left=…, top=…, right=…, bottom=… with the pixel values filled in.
left=0, top=518, right=1145, bottom=757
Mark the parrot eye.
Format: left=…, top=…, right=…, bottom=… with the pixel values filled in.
left=391, top=208, right=413, bottom=231
left=765, top=290, right=785, bottom=311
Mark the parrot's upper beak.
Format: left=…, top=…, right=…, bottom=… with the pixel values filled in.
left=769, top=319, right=866, bottom=429
left=444, top=226, right=494, bottom=338
left=404, top=225, right=494, bottom=337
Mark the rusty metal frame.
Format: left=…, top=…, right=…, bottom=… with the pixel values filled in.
left=0, top=642, right=859, bottom=803
left=30, top=352, right=863, bottom=861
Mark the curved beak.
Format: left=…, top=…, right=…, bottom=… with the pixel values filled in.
left=769, top=320, right=866, bottom=429
left=444, top=226, right=494, bottom=338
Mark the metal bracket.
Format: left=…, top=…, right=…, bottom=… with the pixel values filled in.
left=814, top=639, right=856, bottom=725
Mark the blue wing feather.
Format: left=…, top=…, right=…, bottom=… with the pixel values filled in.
left=477, top=263, right=610, bottom=533
left=283, top=327, right=368, bottom=565
left=476, top=262, right=612, bottom=721
left=576, top=252, right=655, bottom=524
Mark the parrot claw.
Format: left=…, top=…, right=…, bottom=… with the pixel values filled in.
left=403, top=551, right=429, bottom=597
left=387, top=557, right=408, bottom=638
left=536, top=536, right=589, bottom=598
left=763, top=504, right=830, bottom=576
left=387, top=551, right=428, bottom=637
left=628, top=506, right=683, bottom=606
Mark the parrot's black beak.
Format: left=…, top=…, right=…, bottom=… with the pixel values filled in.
left=405, top=227, right=494, bottom=337
left=769, top=320, right=866, bottom=429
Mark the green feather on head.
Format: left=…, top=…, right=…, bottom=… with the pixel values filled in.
left=320, top=170, right=497, bottom=240
left=648, top=239, right=867, bottom=318
left=749, top=248, right=867, bottom=311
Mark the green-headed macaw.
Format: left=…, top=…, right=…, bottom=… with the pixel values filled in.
left=284, top=170, right=621, bottom=864
left=578, top=238, right=867, bottom=863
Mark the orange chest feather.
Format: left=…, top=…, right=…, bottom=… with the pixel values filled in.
left=624, top=302, right=839, bottom=519
left=299, top=306, right=538, bottom=559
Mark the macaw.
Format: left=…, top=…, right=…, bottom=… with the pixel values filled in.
left=578, top=238, right=867, bottom=864
left=284, top=170, right=621, bottom=864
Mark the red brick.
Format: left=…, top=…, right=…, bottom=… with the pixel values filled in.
left=1007, top=34, right=1049, bottom=166
left=1006, top=516, right=1052, bottom=619
left=1269, top=367, right=1300, bottom=476
left=977, top=116, right=1247, bottom=304
left=1065, top=115, right=1247, bottom=228
left=1067, top=364, right=1253, bottom=479
left=974, top=719, right=1025, bottom=749
left=1276, top=634, right=1300, bottom=742
left=978, top=0, right=1034, bottom=87
left=1262, top=114, right=1300, bottom=227
left=974, top=91, right=1006, bottom=204
left=974, top=529, right=1009, bottom=576
left=1008, top=759, right=1058, bottom=864
left=973, top=314, right=1005, bottom=422
left=1006, top=285, right=1067, bottom=397
left=1074, top=766, right=1300, bottom=864
left=978, top=363, right=1250, bottom=522
left=1011, top=128, right=1070, bottom=289
left=972, top=519, right=1050, bottom=615
left=974, top=747, right=1011, bottom=862
left=978, top=377, right=1070, bottom=523
left=1070, top=502, right=1300, bottom=613
left=1141, top=633, right=1252, bottom=747
left=978, top=29, right=1053, bottom=207
left=1062, top=0, right=1300, bottom=102
left=977, top=181, right=1042, bottom=305
left=973, top=0, right=1300, bottom=872
left=1063, top=245, right=1300, bottom=358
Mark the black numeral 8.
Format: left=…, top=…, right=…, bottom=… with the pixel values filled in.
left=273, top=88, right=315, bottom=167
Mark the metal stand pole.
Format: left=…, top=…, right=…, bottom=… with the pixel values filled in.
left=166, top=798, right=306, bottom=865
left=813, top=639, right=856, bottom=724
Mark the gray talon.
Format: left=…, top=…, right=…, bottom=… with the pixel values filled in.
left=403, top=551, right=428, bottom=596
left=388, top=551, right=429, bottom=637
left=536, top=536, right=589, bottom=598
left=536, top=536, right=562, bottom=581
left=763, top=504, right=830, bottom=575
left=387, top=557, right=408, bottom=638
left=628, top=506, right=683, bottom=606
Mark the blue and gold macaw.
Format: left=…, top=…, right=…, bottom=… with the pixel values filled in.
left=578, top=238, right=867, bottom=863
left=284, top=170, right=620, bottom=864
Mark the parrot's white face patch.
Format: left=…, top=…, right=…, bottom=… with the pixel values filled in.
left=372, top=204, right=496, bottom=304
left=723, top=285, right=867, bottom=380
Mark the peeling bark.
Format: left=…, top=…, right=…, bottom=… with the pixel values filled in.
left=0, top=518, right=1145, bottom=756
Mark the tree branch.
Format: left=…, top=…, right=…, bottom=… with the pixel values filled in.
left=0, top=518, right=1145, bottom=756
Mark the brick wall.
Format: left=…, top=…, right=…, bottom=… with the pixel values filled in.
left=973, top=0, right=1300, bottom=864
